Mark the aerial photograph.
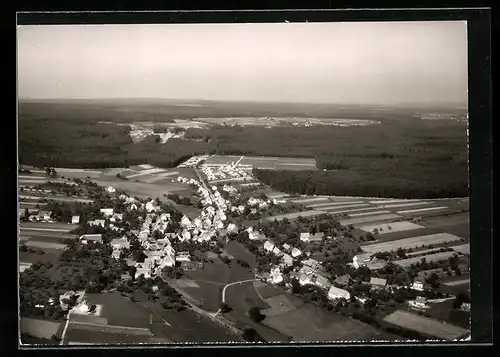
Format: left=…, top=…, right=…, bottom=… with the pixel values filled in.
left=17, top=21, right=470, bottom=345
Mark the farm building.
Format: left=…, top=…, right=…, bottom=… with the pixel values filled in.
left=291, top=247, right=302, bottom=258
left=409, top=296, right=428, bottom=309
left=411, top=280, right=425, bottom=291
left=282, top=243, right=291, bottom=251
left=282, top=254, right=293, bottom=266
left=88, top=219, right=105, bottom=227
left=334, top=274, right=352, bottom=287
left=369, top=277, right=387, bottom=290
left=80, top=234, right=103, bottom=244
left=72, top=216, right=80, bottom=224
left=36, top=210, right=52, bottom=221
left=328, top=286, right=351, bottom=301
left=302, top=258, right=320, bottom=270
left=352, top=253, right=373, bottom=269
left=100, top=208, right=114, bottom=216
left=264, top=241, right=275, bottom=252
left=176, top=251, right=191, bottom=262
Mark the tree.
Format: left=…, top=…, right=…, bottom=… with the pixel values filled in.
left=248, top=307, right=265, bottom=322
left=220, top=302, right=231, bottom=313
left=396, top=248, right=406, bottom=258
left=291, top=278, right=301, bottom=294
left=242, top=328, right=263, bottom=342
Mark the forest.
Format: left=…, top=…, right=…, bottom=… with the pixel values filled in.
left=19, top=105, right=468, bottom=198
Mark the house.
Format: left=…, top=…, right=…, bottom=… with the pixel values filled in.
left=88, top=219, right=105, bottom=227
left=135, top=267, right=151, bottom=279
left=270, top=267, right=283, bottom=284
left=353, top=253, right=373, bottom=269
left=309, top=232, right=325, bottom=242
left=272, top=247, right=283, bottom=257
left=334, top=274, right=352, bottom=287
left=37, top=210, right=52, bottom=221
left=370, top=277, right=387, bottom=290
left=282, top=254, right=293, bottom=266
left=302, top=258, right=320, bottom=270
left=460, top=302, right=471, bottom=312
left=100, top=208, right=114, bottom=216
left=71, top=216, right=80, bottom=224
left=282, top=243, right=291, bottom=251
left=411, top=280, right=425, bottom=291
left=299, top=273, right=313, bottom=286
left=409, top=296, right=428, bottom=309
left=328, top=286, right=351, bottom=301
left=79, top=234, right=103, bottom=244
left=181, top=216, right=191, bottom=226
left=176, top=251, right=191, bottom=262
left=226, top=223, right=237, bottom=233
left=300, top=232, right=310, bottom=242
left=59, top=290, right=76, bottom=310
left=264, top=240, right=275, bottom=252
left=313, top=275, right=331, bottom=290
left=366, top=258, right=388, bottom=271
left=160, top=255, right=176, bottom=268
left=106, top=186, right=116, bottom=193
left=111, top=250, right=121, bottom=260
left=249, top=231, right=266, bottom=241
left=110, top=237, right=130, bottom=250
left=291, top=247, right=302, bottom=258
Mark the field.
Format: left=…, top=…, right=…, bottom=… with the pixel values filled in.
left=358, top=221, right=425, bottom=234
left=383, top=310, right=469, bottom=341
left=263, top=303, right=389, bottom=342
left=450, top=243, right=470, bottom=255
left=20, top=318, right=62, bottom=340
left=339, top=214, right=401, bottom=226
left=264, top=210, right=326, bottom=222
left=360, top=233, right=464, bottom=254
left=20, top=222, right=79, bottom=231
left=91, top=178, right=188, bottom=199
left=393, top=251, right=460, bottom=268
left=24, top=241, right=67, bottom=250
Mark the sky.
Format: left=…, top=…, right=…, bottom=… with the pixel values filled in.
left=17, top=21, right=468, bottom=105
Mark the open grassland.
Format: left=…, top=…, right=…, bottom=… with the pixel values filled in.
left=20, top=318, right=62, bottom=340
left=340, top=213, right=401, bottom=226
left=358, top=221, right=425, bottom=234
left=263, top=303, right=389, bottom=342
left=19, top=100, right=467, bottom=199
left=383, top=310, right=468, bottom=341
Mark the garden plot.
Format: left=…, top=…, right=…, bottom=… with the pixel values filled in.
left=328, top=206, right=392, bottom=215
left=358, top=221, right=425, bottom=234
left=383, top=310, right=468, bottom=341
left=339, top=213, right=401, bottom=226
left=306, top=201, right=363, bottom=208
left=397, top=206, right=449, bottom=214
left=393, top=251, right=459, bottom=268
left=375, top=201, right=430, bottom=209
left=360, top=232, right=463, bottom=254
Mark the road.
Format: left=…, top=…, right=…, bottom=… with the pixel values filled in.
left=221, top=279, right=259, bottom=303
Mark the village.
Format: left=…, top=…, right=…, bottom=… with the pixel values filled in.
left=18, top=156, right=471, bottom=344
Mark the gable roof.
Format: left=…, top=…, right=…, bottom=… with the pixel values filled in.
left=370, top=277, right=387, bottom=286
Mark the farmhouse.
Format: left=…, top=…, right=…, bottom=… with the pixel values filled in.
left=88, top=219, right=105, bottom=227
left=291, top=247, right=302, bottom=258
left=409, top=296, right=428, bottom=309
left=79, top=234, right=103, bottom=244
left=176, top=251, right=191, bottom=262
left=282, top=253, right=293, bottom=266
left=328, top=286, right=351, bottom=301
left=272, top=246, right=283, bottom=257
left=72, top=216, right=80, bottom=224
left=100, top=208, right=114, bottom=216
left=282, top=243, right=291, bottom=251
left=369, top=277, right=387, bottom=290
left=135, top=267, right=151, bottom=279
left=264, top=240, right=275, bottom=252
left=302, top=258, right=320, bottom=270
left=106, top=186, right=116, bottom=193
left=312, top=274, right=331, bottom=290
left=110, top=237, right=130, bottom=250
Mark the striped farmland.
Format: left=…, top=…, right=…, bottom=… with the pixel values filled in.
left=265, top=210, right=327, bottom=222
left=339, top=213, right=401, bottom=226
left=306, top=201, right=362, bottom=208
left=397, top=206, right=449, bottom=214
left=357, top=221, right=425, bottom=234
left=360, top=233, right=463, bottom=254
left=392, top=251, right=459, bottom=268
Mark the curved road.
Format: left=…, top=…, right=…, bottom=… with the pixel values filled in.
left=221, top=279, right=259, bottom=303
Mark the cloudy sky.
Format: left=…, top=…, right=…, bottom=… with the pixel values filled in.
left=17, top=21, right=468, bottom=105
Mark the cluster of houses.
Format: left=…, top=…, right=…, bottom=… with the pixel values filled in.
left=200, top=163, right=252, bottom=183
left=178, top=155, right=211, bottom=168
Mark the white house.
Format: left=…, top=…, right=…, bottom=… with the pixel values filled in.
left=226, top=223, right=237, bottom=233
left=160, top=255, right=176, bottom=268
left=282, top=253, right=293, bottom=266
left=282, top=243, right=291, bottom=251
left=100, top=208, right=114, bottom=216
left=409, top=296, right=428, bottom=309
left=353, top=253, right=373, bottom=269
left=411, top=280, right=425, bottom=291
left=264, top=240, right=275, bottom=252
left=302, top=258, right=320, bottom=270
left=37, top=210, right=52, bottom=222
left=71, top=216, right=80, bottom=224
left=135, top=267, right=151, bottom=279
left=299, top=273, right=313, bottom=286
left=88, top=219, right=105, bottom=227
left=300, top=232, right=310, bottom=242
left=270, top=267, right=283, bottom=284
left=79, top=234, right=103, bottom=244
left=370, top=277, right=387, bottom=290
left=106, top=186, right=116, bottom=193
left=110, top=237, right=130, bottom=250
left=291, top=247, right=302, bottom=258
left=181, top=215, right=191, bottom=227
left=272, top=246, right=283, bottom=257
left=176, top=251, right=191, bottom=262
left=328, top=286, right=351, bottom=301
